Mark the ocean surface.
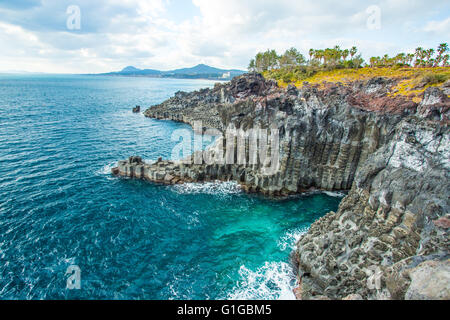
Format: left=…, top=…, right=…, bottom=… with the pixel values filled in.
left=0, top=74, right=342, bottom=300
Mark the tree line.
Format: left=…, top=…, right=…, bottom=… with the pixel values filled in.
left=248, top=43, right=449, bottom=74
left=248, top=46, right=364, bottom=72
left=369, top=44, right=449, bottom=68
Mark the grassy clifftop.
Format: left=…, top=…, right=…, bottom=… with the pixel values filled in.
left=268, top=67, right=450, bottom=103
left=251, top=44, right=449, bottom=103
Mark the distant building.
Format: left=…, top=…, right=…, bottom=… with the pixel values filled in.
left=221, top=72, right=231, bottom=79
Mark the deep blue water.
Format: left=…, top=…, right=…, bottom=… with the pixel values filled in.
left=0, top=74, right=342, bottom=300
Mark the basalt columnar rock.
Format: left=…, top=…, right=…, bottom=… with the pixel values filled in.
left=113, top=73, right=449, bottom=300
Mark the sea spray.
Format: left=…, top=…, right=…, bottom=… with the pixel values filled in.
left=277, top=227, right=309, bottom=251
left=228, top=262, right=297, bottom=300
left=170, top=181, right=242, bottom=196
left=227, top=227, right=310, bottom=300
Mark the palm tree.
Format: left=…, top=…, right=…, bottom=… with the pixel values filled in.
left=350, top=46, right=358, bottom=59
left=315, top=49, right=324, bottom=65
left=443, top=54, right=450, bottom=67
left=324, top=48, right=334, bottom=66
left=435, top=43, right=449, bottom=67
left=309, top=49, right=315, bottom=62
left=397, top=53, right=406, bottom=65
left=414, top=47, right=424, bottom=67
left=425, top=49, right=435, bottom=67
left=342, top=49, right=350, bottom=61
left=406, top=53, right=414, bottom=66
left=333, top=45, right=341, bottom=62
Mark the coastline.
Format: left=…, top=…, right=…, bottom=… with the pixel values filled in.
left=113, top=72, right=450, bottom=300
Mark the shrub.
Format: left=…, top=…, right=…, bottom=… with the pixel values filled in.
left=421, top=72, right=449, bottom=85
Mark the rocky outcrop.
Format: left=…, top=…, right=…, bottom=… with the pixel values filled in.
left=111, top=155, right=241, bottom=186
left=140, top=74, right=410, bottom=195
left=144, top=73, right=279, bottom=131
left=296, top=115, right=449, bottom=299
left=113, top=73, right=450, bottom=299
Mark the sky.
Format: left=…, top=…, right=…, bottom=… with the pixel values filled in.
left=0, top=0, right=449, bottom=73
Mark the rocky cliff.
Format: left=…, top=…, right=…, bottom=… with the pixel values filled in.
left=113, top=73, right=449, bottom=300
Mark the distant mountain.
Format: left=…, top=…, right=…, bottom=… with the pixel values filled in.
left=98, top=64, right=246, bottom=80
left=121, top=66, right=141, bottom=73
left=116, top=66, right=162, bottom=76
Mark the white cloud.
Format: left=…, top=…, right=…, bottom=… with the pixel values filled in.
left=0, top=0, right=449, bottom=73
left=424, top=17, right=450, bottom=34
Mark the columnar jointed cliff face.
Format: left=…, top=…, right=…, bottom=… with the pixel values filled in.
left=143, top=74, right=411, bottom=195
left=115, top=73, right=450, bottom=299
left=297, top=115, right=449, bottom=299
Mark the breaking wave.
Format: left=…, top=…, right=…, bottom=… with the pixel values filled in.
left=227, top=227, right=309, bottom=300
left=227, top=262, right=297, bottom=300
left=97, top=162, right=117, bottom=178
left=277, top=227, right=309, bottom=251
left=171, top=181, right=242, bottom=195
left=323, top=191, right=347, bottom=198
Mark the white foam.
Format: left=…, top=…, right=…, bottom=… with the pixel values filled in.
left=226, top=227, right=311, bottom=300
left=97, top=162, right=116, bottom=176
left=323, top=191, right=346, bottom=198
left=278, top=227, right=308, bottom=251
left=171, top=181, right=242, bottom=196
left=142, top=159, right=157, bottom=165
left=98, top=161, right=127, bottom=181
left=227, top=262, right=297, bottom=300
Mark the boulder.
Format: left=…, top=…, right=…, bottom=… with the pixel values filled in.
left=405, top=259, right=450, bottom=300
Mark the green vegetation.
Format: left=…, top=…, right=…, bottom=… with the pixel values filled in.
left=262, top=67, right=448, bottom=103
left=420, top=72, right=449, bottom=85
left=249, top=43, right=450, bottom=85
left=370, top=44, right=449, bottom=68
left=249, top=46, right=364, bottom=83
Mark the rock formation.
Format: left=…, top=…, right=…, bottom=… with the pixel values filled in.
left=113, top=73, right=449, bottom=300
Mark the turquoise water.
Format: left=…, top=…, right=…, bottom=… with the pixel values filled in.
left=0, top=74, right=342, bottom=300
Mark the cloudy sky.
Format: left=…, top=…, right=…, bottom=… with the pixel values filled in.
left=0, top=0, right=449, bottom=73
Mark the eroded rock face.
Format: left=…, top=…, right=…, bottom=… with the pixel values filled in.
left=296, top=120, right=449, bottom=299
left=114, top=73, right=450, bottom=299
left=143, top=74, right=406, bottom=196
left=417, top=87, right=450, bottom=122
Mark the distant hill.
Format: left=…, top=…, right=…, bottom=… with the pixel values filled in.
left=98, top=64, right=246, bottom=80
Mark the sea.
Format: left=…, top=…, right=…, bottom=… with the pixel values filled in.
left=0, top=74, right=342, bottom=299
